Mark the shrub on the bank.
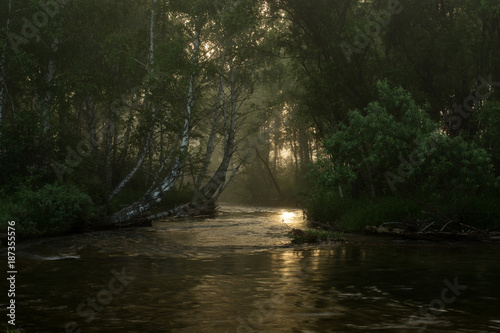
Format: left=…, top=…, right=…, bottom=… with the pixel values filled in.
left=2, top=183, right=93, bottom=236
left=476, top=99, right=500, bottom=176
left=307, top=193, right=423, bottom=231
left=445, top=195, right=500, bottom=230
left=306, top=82, right=499, bottom=231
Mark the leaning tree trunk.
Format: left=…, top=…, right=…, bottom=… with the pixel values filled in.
left=107, top=1, right=158, bottom=202
left=97, top=109, right=191, bottom=227
left=85, top=96, right=98, bottom=154
left=42, top=38, right=59, bottom=134
left=151, top=57, right=239, bottom=219
left=255, top=147, right=284, bottom=200
left=194, top=74, right=224, bottom=190
left=97, top=14, right=199, bottom=228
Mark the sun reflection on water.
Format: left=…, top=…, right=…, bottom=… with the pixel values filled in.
left=280, top=211, right=296, bottom=223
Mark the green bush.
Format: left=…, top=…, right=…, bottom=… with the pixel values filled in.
left=321, top=81, right=438, bottom=199
left=306, top=81, right=499, bottom=231
left=444, top=195, right=500, bottom=231
left=1, top=183, right=93, bottom=236
left=307, top=191, right=422, bottom=231
left=476, top=99, right=500, bottom=176
left=339, top=196, right=422, bottom=231
left=306, top=190, right=353, bottom=224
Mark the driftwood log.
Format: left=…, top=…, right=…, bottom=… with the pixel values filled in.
left=364, top=225, right=498, bottom=242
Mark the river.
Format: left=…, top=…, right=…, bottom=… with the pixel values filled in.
left=2, top=204, right=500, bottom=332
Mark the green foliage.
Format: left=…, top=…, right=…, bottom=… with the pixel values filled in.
left=439, top=194, right=500, bottom=230
left=2, top=0, right=499, bottom=233
left=321, top=81, right=437, bottom=198
left=0, top=183, right=93, bottom=236
left=308, top=82, right=499, bottom=230
left=306, top=191, right=422, bottom=231
left=0, top=108, right=57, bottom=187
left=413, top=135, right=495, bottom=197
left=338, top=197, right=423, bottom=231
left=476, top=99, right=500, bottom=177
left=305, top=190, right=352, bottom=224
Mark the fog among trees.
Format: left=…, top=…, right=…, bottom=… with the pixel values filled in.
left=1, top=0, right=499, bottom=234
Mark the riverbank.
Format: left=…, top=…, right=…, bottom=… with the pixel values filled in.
left=0, top=198, right=500, bottom=246
left=3, top=204, right=500, bottom=333
left=362, top=225, right=500, bottom=242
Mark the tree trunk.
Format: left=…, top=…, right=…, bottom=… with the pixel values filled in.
left=0, top=0, right=12, bottom=154
left=107, top=2, right=157, bottom=202
left=85, top=96, right=98, bottom=154
left=255, top=147, right=283, bottom=200
left=194, top=74, right=224, bottom=190
left=42, top=38, right=59, bottom=134
left=298, top=124, right=310, bottom=174
left=99, top=12, right=200, bottom=227
left=291, top=128, right=300, bottom=183
left=120, top=108, right=135, bottom=166
left=105, top=115, right=114, bottom=191
left=152, top=56, right=238, bottom=219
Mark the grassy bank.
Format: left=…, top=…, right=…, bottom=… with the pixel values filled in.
left=306, top=193, right=500, bottom=232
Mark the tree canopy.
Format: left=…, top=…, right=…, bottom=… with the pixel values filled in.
left=0, top=0, right=499, bottom=234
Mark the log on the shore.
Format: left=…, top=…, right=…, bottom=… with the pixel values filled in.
left=364, top=226, right=494, bottom=241
left=93, top=215, right=153, bottom=230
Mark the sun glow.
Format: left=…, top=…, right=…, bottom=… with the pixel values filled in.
left=281, top=211, right=296, bottom=223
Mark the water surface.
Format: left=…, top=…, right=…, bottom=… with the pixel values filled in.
left=2, top=204, right=500, bottom=332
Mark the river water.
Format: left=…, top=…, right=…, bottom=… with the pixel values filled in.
left=2, top=204, right=500, bottom=332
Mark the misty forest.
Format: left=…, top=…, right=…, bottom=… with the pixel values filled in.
left=1, top=0, right=500, bottom=332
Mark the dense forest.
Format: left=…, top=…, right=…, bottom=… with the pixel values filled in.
left=0, top=0, right=499, bottom=236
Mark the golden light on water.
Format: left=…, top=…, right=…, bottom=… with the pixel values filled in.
left=280, top=211, right=296, bottom=223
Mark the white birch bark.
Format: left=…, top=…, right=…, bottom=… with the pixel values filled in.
left=149, top=17, right=200, bottom=199
left=105, top=89, right=193, bottom=226
left=151, top=58, right=239, bottom=219
left=42, top=38, right=59, bottom=133
left=194, top=74, right=224, bottom=190
left=85, top=97, right=98, bottom=154
left=105, top=115, right=115, bottom=190
left=102, top=15, right=200, bottom=226
left=107, top=1, right=158, bottom=202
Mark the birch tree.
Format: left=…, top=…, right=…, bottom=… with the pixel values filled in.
left=107, top=0, right=159, bottom=202
left=150, top=0, right=263, bottom=218
left=100, top=3, right=202, bottom=226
